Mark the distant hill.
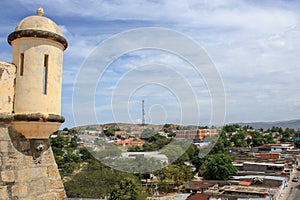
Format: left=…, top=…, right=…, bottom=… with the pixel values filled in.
left=236, top=119, right=300, bottom=130
left=74, top=123, right=164, bottom=132
left=71, top=119, right=300, bottom=132
left=72, top=123, right=199, bottom=132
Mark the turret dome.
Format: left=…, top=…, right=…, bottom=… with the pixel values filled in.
left=15, top=8, right=62, bottom=36
left=8, top=8, right=68, bottom=50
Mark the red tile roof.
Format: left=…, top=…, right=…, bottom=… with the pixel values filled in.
left=186, top=193, right=209, bottom=200
left=239, top=181, right=252, bottom=186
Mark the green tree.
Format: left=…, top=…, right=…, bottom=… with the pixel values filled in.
left=230, top=131, right=247, bottom=147
left=103, top=128, right=115, bottom=137
left=142, top=142, right=158, bottom=151
left=109, top=177, right=144, bottom=200
left=175, top=152, right=189, bottom=164
left=140, top=128, right=157, bottom=140
left=190, top=147, right=205, bottom=171
left=250, top=131, right=265, bottom=147
left=200, top=154, right=237, bottom=180
left=65, top=161, right=143, bottom=199
left=281, top=128, right=292, bottom=142
left=160, top=144, right=185, bottom=163
left=50, top=135, right=68, bottom=148
left=209, top=136, right=227, bottom=154
left=133, top=133, right=170, bottom=152
left=223, top=124, right=239, bottom=133
left=63, top=152, right=82, bottom=163
left=184, top=144, right=196, bottom=161
left=70, top=137, right=78, bottom=148
left=163, top=124, right=172, bottom=133
left=93, top=146, right=122, bottom=160
left=147, top=134, right=170, bottom=149
left=58, top=152, right=82, bottom=176
left=61, top=162, right=77, bottom=175
left=52, top=146, right=64, bottom=156
left=68, top=128, right=78, bottom=135
left=128, top=145, right=142, bottom=152
left=242, top=125, right=253, bottom=131
left=264, top=133, right=275, bottom=144
left=167, top=132, right=176, bottom=138
left=159, top=164, right=193, bottom=185
left=79, top=147, right=93, bottom=161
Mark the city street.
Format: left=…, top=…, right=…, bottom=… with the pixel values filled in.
left=285, top=170, right=300, bottom=200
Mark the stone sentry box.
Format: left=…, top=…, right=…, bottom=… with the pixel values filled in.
left=3, top=7, right=67, bottom=160
left=0, top=8, right=67, bottom=199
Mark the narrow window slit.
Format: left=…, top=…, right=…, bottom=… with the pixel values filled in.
left=20, top=53, right=24, bottom=76
left=43, top=55, right=49, bottom=95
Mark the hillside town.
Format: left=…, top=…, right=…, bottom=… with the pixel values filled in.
left=51, top=124, right=300, bottom=200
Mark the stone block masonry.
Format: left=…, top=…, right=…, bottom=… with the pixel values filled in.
left=0, top=124, right=66, bottom=200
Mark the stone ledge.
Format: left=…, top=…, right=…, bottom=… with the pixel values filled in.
left=8, top=29, right=68, bottom=50
left=0, top=113, right=65, bottom=123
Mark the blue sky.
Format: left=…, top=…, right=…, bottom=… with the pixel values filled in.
left=1, top=0, right=300, bottom=128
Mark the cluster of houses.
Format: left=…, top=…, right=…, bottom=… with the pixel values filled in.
left=185, top=143, right=299, bottom=200
left=59, top=126, right=299, bottom=200
left=74, top=127, right=218, bottom=148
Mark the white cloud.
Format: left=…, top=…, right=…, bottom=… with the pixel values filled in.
left=2, top=0, right=300, bottom=127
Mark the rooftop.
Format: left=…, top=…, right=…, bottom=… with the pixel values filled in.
left=243, top=161, right=285, bottom=167
left=221, top=185, right=269, bottom=194
left=232, top=175, right=286, bottom=181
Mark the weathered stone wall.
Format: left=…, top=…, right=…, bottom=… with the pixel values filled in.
left=0, top=62, right=15, bottom=114
left=0, top=124, right=66, bottom=200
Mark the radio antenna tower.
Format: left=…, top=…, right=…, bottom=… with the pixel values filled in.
left=142, top=100, right=145, bottom=127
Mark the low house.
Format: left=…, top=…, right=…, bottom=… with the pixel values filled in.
left=256, top=144, right=294, bottom=153
left=185, top=193, right=209, bottom=200
left=114, top=138, right=144, bottom=146
left=185, top=181, right=214, bottom=193
left=271, top=144, right=294, bottom=152
left=175, top=129, right=218, bottom=140
left=242, top=161, right=285, bottom=173
left=115, top=130, right=127, bottom=138
left=204, top=185, right=273, bottom=199
left=259, top=153, right=280, bottom=159
left=231, top=175, right=287, bottom=188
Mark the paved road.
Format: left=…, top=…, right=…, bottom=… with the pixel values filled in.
left=285, top=170, right=300, bottom=200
